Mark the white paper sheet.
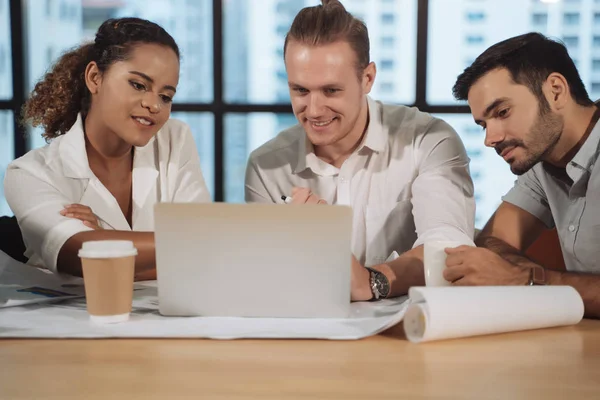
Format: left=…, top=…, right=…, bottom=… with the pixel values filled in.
left=0, top=250, right=86, bottom=308
left=0, top=250, right=408, bottom=339
left=0, top=280, right=409, bottom=340
left=403, top=286, right=584, bottom=343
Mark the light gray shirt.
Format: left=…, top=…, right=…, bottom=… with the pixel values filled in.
left=503, top=111, right=600, bottom=273
left=245, top=96, right=475, bottom=267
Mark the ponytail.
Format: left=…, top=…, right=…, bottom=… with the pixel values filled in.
left=22, top=43, right=94, bottom=140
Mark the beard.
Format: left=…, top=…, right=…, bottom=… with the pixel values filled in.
left=495, top=107, right=564, bottom=175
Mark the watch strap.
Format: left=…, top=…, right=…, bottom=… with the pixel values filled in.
left=528, top=265, right=546, bottom=286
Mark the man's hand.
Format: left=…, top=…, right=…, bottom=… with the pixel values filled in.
left=351, top=255, right=372, bottom=301
left=60, top=204, right=102, bottom=230
left=443, top=245, right=530, bottom=286
left=290, top=187, right=327, bottom=205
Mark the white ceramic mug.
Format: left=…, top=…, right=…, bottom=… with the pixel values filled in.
left=424, top=240, right=473, bottom=287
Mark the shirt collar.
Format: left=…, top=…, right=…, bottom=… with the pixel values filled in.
left=292, top=96, right=386, bottom=174
left=359, top=96, right=386, bottom=153
left=58, top=113, right=94, bottom=179
left=570, top=104, right=600, bottom=173
left=58, top=113, right=158, bottom=179
left=293, top=133, right=311, bottom=174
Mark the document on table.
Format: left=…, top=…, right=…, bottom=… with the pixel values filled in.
left=0, top=278, right=409, bottom=340
left=0, top=250, right=86, bottom=308
left=5, top=249, right=581, bottom=342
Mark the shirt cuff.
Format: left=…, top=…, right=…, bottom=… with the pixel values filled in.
left=41, top=219, right=94, bottom=273
left=413, top=227, right=475, bottom=248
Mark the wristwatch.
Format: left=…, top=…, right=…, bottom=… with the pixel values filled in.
left=365, top=267, right=390, bottom=301
left=528, top=265, right=546, bottom=285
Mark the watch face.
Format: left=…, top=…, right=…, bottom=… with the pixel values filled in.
left=374, top=271, right=390, bottom=298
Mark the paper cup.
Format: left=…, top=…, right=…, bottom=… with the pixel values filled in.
left=78, top=240, right=138, bottom=324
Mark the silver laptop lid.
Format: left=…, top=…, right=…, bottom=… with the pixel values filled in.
left=154, top=203, right=352, bottom=318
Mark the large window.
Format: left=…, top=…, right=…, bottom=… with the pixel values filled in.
left=0, top=110, right=13, bottom=216
left=0, top=0, right=11, bottom=100
left=0, top=0, right=12, bottom=215
left=2, top=0, right=600, bottom=226
left=171, top=112, right=215, bottom=199
left=427, top=0, right=599, bottom=105
left=224, top=112, right=295, bottom=202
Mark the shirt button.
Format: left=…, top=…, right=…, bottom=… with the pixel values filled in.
left=568, top=225, right=576, bottom=232
left=340, top=177, right=347, bottom=183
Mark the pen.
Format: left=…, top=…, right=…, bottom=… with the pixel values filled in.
left=281, top=195, right=293, bottom=204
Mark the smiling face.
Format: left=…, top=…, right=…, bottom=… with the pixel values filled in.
left=85, top=42, right=180, bottom=148
left=467, top=68, right=564, bottom=175
left=284, top=39, right=375, bottom=150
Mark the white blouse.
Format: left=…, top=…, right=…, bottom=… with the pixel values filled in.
left=4, top=114, right=211, bottom=272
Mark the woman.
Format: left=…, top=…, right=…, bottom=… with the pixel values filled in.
left=4, top=17, right=210, bottom=279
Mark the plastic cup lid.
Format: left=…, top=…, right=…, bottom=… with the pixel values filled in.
left=78, top=240, right=138, bottom=259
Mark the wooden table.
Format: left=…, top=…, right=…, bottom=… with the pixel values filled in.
left=1, top=319, right=599, bottom=399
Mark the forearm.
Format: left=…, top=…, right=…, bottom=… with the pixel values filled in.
left=374, top=246, right=425, bottom=297
left=57, top=231, right=155, bottom=277
left=545, top=270, right=600, bottom=319
left=479, top=236, right=600, bottom=318
left=476, top=235, right=540, bottom=269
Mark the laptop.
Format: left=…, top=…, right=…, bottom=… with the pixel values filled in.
left=154, top=203, right=352, bottom=318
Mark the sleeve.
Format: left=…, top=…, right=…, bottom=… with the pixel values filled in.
left=4, top=166, right=93, bottom=272
left=170, top=124, right=212, bottom=203
left=502, top=168, right=554, bottom=228
left=411, top=119, right=476, bottom=247
left=244, top=155, right=274, bottom=204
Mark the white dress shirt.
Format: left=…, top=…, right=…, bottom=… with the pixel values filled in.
left=4, top=114, right=210, bottom=272
left=245, top=97, right=475, bottom=267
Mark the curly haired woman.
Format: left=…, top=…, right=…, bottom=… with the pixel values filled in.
left=4, top=17, right=210, bottom=279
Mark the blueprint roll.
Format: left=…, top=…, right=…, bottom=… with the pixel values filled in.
left=403, top=286, right=584, bottom=343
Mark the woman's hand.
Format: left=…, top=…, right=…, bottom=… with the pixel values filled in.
left=60, top=204, right=102, bottom=230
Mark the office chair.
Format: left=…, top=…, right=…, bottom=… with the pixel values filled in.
left=0, top=216, right=28, bottom=263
